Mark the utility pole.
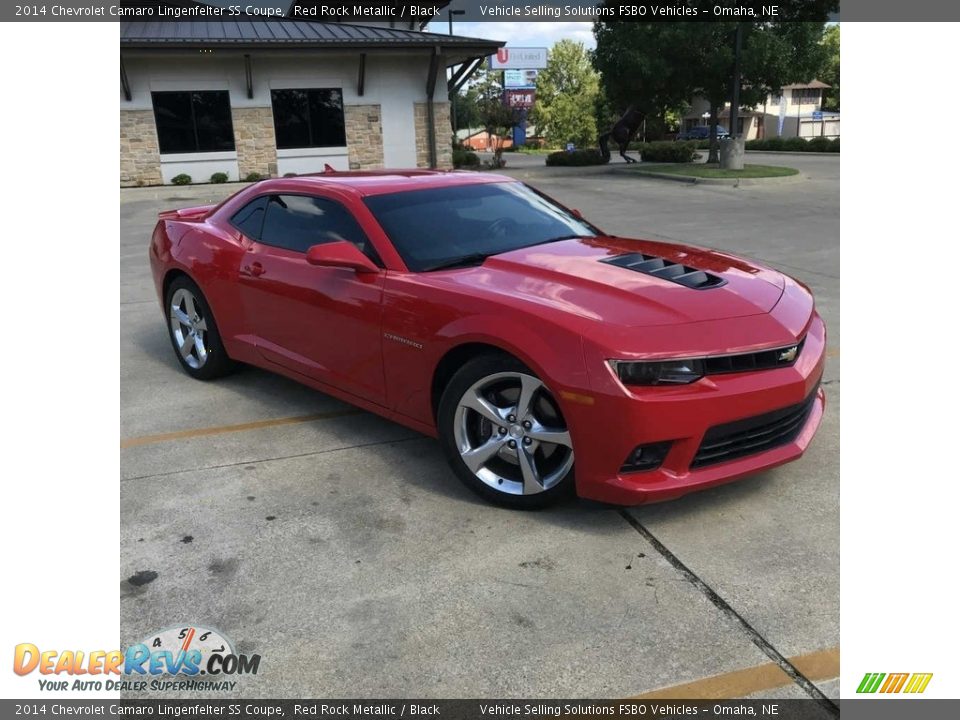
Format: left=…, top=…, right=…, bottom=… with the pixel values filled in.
left=721, top=22, right=745, bottom=170
left=729, top=23, right=743, bottom=138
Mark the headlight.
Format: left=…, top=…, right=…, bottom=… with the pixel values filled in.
left=611, top=358, right=704, bottom=386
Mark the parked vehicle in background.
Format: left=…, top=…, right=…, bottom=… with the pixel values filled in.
left=677, top=126, right=730, bottom=141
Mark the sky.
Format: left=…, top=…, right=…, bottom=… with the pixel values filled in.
left=425, top=21, right=596, bottom=50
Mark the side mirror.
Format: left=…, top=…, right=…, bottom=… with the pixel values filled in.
left=570, top=208, right=583, bottom=219
left=305, top=241, right=379, bottom=274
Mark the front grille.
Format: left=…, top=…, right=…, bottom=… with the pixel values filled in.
left=704, top=338, right=804, bottom=375
left=601, top=252, right=726, bottom=289
left=691, top=387, right=819, bottom=468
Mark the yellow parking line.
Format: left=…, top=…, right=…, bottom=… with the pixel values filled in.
left=120, top=409, right=361, bottom=449
left=631, top=646, right=839, bottom=699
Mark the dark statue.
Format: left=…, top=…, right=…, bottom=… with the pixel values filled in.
left=599, top=106, right=644, bottom=163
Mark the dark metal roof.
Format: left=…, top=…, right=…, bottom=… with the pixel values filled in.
left=120, top=21, right=503, bottom=50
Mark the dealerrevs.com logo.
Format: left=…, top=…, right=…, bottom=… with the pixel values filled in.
left=13, top=626, right=261, bottom=693
left=856, top=672, right=933, bottom=694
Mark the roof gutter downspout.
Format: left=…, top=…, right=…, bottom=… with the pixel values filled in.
left=426, top=46, right=441, bottom=169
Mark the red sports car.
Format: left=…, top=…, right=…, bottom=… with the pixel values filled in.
left=149, top=170, right=825, bottom=509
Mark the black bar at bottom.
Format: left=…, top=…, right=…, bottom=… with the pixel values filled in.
left=0, top=699, right=852, bottom=720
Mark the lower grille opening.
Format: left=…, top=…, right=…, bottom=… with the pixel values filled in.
left=691, top=387, right=819, bottom=469
left=620, top=441, right=672, bottom=473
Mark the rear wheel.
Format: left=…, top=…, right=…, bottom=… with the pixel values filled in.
left=165, top=276, right=235, bottom=380
left=438, top=355, right=575, bottom=509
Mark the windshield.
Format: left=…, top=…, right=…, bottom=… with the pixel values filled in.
left=363, top=182, right=598, bottom=272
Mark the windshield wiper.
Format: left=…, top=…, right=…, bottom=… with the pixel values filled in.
left=421, top=235, right=586, bottom=271
left=422, top=253, right=492, bottom=272
left=541, top=234, right=586, bottom=244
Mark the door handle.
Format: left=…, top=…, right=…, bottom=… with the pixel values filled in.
left=242, top=262, right=265, bottom=278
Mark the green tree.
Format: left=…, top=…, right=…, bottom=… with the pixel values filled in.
left=532, top=39, right=600, bottom=148
left=820, top=24, right=840, bottom=111
left=450, top=67, right=522, bottom=166
left=593, top=1, right=837, bottom=161
left=451, top=66, right=499, bottom=134
left=592, top=23, right=697, bottom=122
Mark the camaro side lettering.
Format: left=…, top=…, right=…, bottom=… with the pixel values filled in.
left=384, top=333, right=423, bottom=350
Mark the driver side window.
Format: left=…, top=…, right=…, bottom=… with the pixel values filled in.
left=259, top=194, right=371, bottom=256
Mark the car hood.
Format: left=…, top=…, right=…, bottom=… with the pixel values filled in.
left=445, top=236, right=786, bottom=329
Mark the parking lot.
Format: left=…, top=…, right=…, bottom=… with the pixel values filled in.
left=120, top=153, right=839, bottom=701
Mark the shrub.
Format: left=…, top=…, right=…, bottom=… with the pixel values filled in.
left=632, top=139, right=711, bottom=150
left=209, top=172, right=228, bottom=184
left=744, top=137, right=840, bottom=153
left=170, top=173, right=192, bottom=185
left=639, top=141, right=697, bottom=163
left=283, top=172, right=298, bottom=177
left=545, top=148, right=608, bottom=166
left=452, top=148, right=480, bottom=168
left=244, top=172, right=266, bottom=182
left=623, top=141, right=697, bottom=161
left=782, top=136, right=811, bottom=151
left=805, top=136, right=836, bottom=152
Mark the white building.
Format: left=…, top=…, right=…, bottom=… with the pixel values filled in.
left=120, top=20, right=502, bottom=186
left=683, top=80, right=839, bottom=140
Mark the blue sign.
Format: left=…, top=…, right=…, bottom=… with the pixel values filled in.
left=812, top=110, right=823, bottom=120
left=504, top=69, right=538, bottom=89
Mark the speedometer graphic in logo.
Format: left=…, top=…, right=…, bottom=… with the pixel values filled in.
left=139, top=625, right=234, bottom=674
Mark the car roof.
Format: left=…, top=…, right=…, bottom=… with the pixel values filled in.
left=252, top=170, right=514, bottom=197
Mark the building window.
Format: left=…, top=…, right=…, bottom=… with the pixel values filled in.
left=790, top=88, right=821, bottom=106
left=271, top=89, right=346, bottom=149
left=151, top=91, right=235, bottom=154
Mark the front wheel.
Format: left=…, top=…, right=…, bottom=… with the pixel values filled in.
left=438, top=355, right=575, bottom=509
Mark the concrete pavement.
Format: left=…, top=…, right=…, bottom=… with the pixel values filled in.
left=120, top=154, right=839, bottom=700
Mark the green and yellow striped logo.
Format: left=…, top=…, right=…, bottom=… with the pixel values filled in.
left=857, top=672, right=933, bottom=694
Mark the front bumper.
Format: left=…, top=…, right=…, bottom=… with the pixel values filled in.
left=566, top=313, right=827, bottom=505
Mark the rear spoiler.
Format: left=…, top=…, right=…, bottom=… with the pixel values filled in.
left=158, top=204, right=215, bottom=222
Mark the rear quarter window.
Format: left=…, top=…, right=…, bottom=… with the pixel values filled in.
left=230, top=196, right=268, bottom=239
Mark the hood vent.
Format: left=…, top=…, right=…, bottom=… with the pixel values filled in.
left=601, top=252, right=726, bottom=289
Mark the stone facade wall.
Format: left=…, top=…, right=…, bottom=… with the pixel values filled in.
left=121, top=100, right=441, bottom=184
left=120, top=110, right=163, bottom=187
left=232, top=106, right=277, bottom=179
left=345, top=105, right=384, bottom=170
left=413, top=102, right=452, bottom=170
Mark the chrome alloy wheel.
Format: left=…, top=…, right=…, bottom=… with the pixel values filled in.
left=169, top=287, right=209, bottom=369
left=453, top=372, right=574, bottom=496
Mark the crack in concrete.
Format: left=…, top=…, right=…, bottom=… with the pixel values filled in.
left=618, top=509, right=838, bottom=713
left=121, top=435, right=427, bottom=483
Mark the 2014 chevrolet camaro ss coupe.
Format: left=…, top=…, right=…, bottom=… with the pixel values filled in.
left=149, top=170, right=825, bottom=509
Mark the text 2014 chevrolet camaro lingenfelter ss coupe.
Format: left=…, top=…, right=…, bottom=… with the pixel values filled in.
left=150, top=170, right=825, bottom=509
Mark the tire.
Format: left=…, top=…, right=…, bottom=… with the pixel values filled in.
left=438, top=354, right=575, bottom=509
left=164, top=275, right=236, bottom=381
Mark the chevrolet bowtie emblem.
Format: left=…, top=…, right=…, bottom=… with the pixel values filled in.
left=778, top=346, right=799, bottom=363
